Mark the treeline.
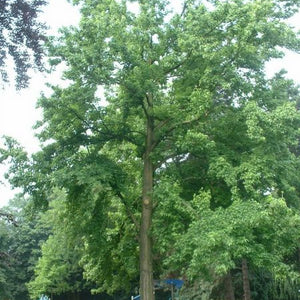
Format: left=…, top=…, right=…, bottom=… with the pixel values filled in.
left=0, top=195, right=130, bottom=300
left=2, top=0, right=300, bottom=299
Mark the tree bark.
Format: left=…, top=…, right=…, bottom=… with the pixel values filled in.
left=242, top=259, right=251, bottom=300
left=140, top=113, right=155, bottom=300
left=224, top=271, right=235, bottom=300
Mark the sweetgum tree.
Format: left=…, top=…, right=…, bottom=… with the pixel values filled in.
left=2, top=0, right=300, bottom=299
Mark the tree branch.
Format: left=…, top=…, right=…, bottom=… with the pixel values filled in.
left=66, top=106, right=142, bottom=146
left=152, top=115, right=202, bottom=152
left=115, top=190, right=140, bottom=240
left=180, top=1, right=188, bottom=17
left=0, top=210, right=18, bottom=226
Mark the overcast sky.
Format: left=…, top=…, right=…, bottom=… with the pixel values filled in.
left=0, top=1, right=300, bottom=208
left=0, top=0, right=80, bottom=207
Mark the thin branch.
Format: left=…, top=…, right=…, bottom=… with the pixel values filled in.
left=162, top=52, right=191, bottom=75
left=152, top=115, right=202, bottom=152
left=115, top=190, right=140, bottom=237
left=67, top=106, right=141, bottom=146
left=180, top=1, right=188, bottom=17
left=0, top=211, right=18, bottom=226
left=165, top=61, right=183, bottom=74
left=154, top=152, right=177, bottom=170
left=154, top=118, right=172, bottom=131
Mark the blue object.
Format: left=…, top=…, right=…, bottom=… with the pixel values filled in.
left=132, top=295, right=140, bottom=300
left=164, top=279, right=184, bottom=289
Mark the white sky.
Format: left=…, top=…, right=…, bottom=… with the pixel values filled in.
left=0, top=0, right=80, bottom=207
left=0, top=1, right=300, bottom=208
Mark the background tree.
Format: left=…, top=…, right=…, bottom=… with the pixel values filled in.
left=27, top=188, right=98, bottom=300
left=152, top=70, right=300, bottom=299
left=0, top=215, right=13, bottom=300
left=0, top=0, right=47, bottom=89
left=0, top=195, right=49, bottom=300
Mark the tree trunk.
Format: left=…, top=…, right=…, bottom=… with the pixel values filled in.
left=242, top=259, right=251, bottom=300
left=140, top=114, right=155, bottom=300
left=224, top=271, right=235, bottom=300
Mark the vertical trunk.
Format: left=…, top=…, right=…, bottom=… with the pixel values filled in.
left=242, top=259, right=251, bottom=300
left=224, top=271, right=235, bottom=300
left=171, top=284, right=174, bottom=300
left=140, top=114, right=155, bottom=300
left=298, top=248, right=300, bottom=271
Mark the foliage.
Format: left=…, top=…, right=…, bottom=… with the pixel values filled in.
left=152, top=71, right=300, bottom=287
left=1, top=0, right=300, bottom=298
left=27, top=188, right=112, bottom=298
left=0, top=0, right=47, bottom=89
left=27, top=190, right=74, bottom=298
left=0, top=195, right=49, bottom=300
left=0, top=217, right=13, bottom=300
left=169, top=193, right=300, bottom=280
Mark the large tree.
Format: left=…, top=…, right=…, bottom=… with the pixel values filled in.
left=2, top=0, right=300, bottom=299
left=0, top=0, right=47, bottom=89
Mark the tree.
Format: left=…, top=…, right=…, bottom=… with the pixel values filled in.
left=165, top=193, right=300, bottom=299
left=0, top=0, right=47, bottom=89
left=2, top=0, right=300, bottom=299
left=152, top=69, right=300, bottom=298
left=0, top=195, right=49, bottom=300
left=0, top=216, right=13, bottom=300
left=27, top=189, right=92, bottom=300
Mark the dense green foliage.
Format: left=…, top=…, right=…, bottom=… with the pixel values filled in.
left=1, top=0, right=300, bottom=299
left=0, top=196, right=48, bottom=300
left=26, top=189, right=90, bottom=299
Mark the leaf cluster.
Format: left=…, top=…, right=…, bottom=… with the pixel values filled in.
left=0, top=0, right=47, bottom=89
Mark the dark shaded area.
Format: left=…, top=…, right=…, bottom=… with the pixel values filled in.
left=51, top=289, right=171, bottom=300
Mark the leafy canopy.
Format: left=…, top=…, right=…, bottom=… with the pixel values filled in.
left=1, top=0, right=300, bottom=298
